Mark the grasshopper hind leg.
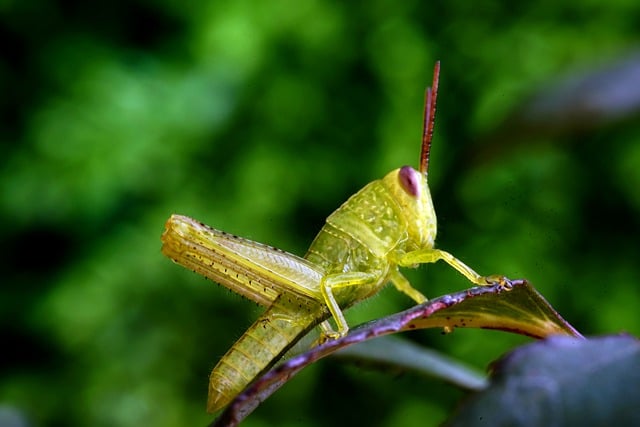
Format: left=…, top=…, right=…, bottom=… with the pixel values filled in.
left=207, top=298, right=323, bottom=413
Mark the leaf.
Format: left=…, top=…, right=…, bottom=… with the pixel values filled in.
left=444, top=335, right=640, bottom=427
left=334, top=336, right=488, bottom=391
left=403, top=279, right=580, bottom=339
left=211, top=280, right=581, bottom=426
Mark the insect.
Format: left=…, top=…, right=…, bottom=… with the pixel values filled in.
left=161, top=61, right=508, bottom=413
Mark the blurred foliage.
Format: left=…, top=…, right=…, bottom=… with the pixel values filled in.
left=1, top=1, right=640, bottom=426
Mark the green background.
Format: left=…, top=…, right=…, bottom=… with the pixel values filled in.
left=2, top=1, right=640, bottom=426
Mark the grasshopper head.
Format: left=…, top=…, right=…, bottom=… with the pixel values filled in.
left=385, top=61, right=441, bottom=251
left=383, top=166, right=437, bottom=251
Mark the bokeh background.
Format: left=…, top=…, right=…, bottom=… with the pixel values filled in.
left=2, top=1, right=640, bottom=426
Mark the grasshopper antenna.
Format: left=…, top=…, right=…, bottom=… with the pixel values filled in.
left=420, top=61, right=440, bottom=175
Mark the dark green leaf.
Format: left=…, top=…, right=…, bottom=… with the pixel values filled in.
left=445, top=335, right=640, bottom=427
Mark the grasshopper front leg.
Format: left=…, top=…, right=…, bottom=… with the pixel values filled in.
left=387, top=268, right=428, bottom=303
left=398, top=248, right=509, bottom=287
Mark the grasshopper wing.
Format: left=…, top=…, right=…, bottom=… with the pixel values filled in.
left=162, top=214, right=325, bottom=306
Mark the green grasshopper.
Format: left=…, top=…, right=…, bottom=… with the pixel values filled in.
left=161, top=62, right=507, bottom=413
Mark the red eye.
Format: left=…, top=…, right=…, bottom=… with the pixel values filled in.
left=398, top=166, right=421, bottom=198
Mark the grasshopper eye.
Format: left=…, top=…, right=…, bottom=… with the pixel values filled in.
left=398, top=166, right=421, bottom=198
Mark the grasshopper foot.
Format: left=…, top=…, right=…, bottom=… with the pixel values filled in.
left=318, top=330, right=343, bottom=344
left=482, top=274, right=513, bottom=290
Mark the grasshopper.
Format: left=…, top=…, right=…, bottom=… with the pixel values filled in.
left=161, top=61, right=507, bottom=413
